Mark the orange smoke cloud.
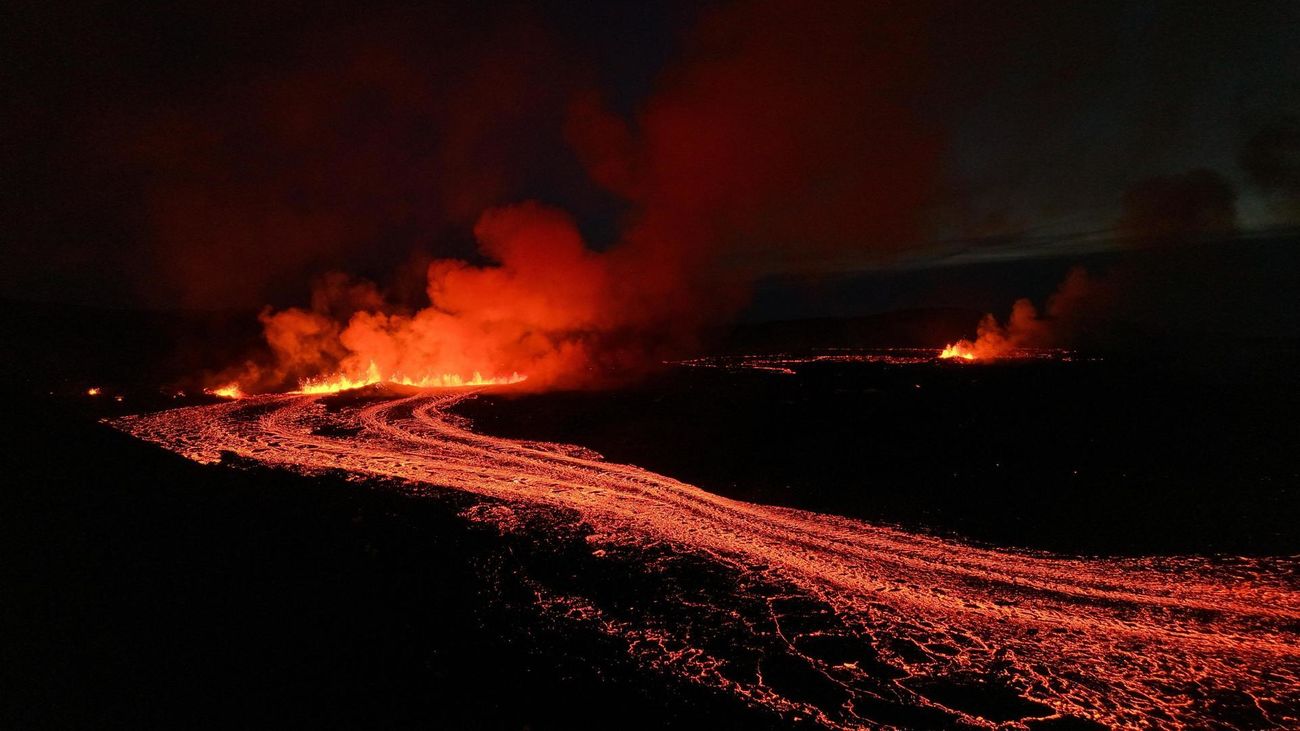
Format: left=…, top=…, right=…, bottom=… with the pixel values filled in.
left=941, top=267, right=1096, bottom=360
left=334, top=207, right=608, bottom=388
left=218, top=1, right=942, bottom=394
left=230, top=200, right=747, bottom=392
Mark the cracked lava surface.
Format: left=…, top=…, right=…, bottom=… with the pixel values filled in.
left=112, top=390, right=1300, bottom=729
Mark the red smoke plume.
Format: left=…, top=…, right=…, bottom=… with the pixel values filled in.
left=941, top=267, right=1097, bottom=359
left=222, top=1, right=942, bottom=393
left=133, top=14, right=579, bottom=310
left=944, top=164, right=1245, bottom=361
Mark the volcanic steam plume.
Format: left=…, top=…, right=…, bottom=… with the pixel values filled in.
left=211, top=1, right=940, bottom=394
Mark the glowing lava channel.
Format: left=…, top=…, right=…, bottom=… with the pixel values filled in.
left=113, top=392, right=1299, bottom=729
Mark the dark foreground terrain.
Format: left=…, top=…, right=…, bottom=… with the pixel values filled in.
left=0, top=393, right=783, bottom=729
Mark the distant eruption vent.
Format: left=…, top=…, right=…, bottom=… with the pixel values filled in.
left=939, top=267, right=1097, bottom=360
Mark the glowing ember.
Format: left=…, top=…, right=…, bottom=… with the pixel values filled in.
left=294, top=360, right=526, bottom=394
left=113, top=392, right=1300, bottom=729
left=86, top=387, right=101, bottom=396
left=205, top=383, right=245, bottom=399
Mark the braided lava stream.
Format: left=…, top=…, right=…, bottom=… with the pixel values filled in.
left=112, top=390, right=1300, bottom=729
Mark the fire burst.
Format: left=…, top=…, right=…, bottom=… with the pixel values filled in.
left=294, top=360, right=526, bottom=394
left=938, top=342, right=978, bottom=360
left=205, top=383, right=245, bottom=399
left=112, top=391, right=1300, bottom=729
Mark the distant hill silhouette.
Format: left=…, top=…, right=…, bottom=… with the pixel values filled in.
left=722, top=307, right=983, bottom=353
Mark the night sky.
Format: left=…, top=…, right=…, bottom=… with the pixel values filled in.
left=4, top=0, right=1298, bottom=333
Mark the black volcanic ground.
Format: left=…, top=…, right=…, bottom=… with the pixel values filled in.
left=1, top=391, right=790, bottom=729
left=458, top=347, right=1300, bottom=556
left=3, top=302, right=1298, bottom=728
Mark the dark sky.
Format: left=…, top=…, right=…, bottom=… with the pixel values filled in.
left=3, top=0, right=1298, bottom=327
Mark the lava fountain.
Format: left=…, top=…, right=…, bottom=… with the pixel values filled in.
left=110, top=389, right=1300, bottom=729
left=204, top=383, right=245, bottom=399
left=294, top=360, right=526, bottom=394
left=938, top=342, right=978, bottom=360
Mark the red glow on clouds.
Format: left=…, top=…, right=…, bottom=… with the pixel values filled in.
left=215, top=1, right=942, bottom=394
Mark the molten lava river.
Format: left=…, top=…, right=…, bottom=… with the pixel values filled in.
left=113, top=390, right=1299, bottom=729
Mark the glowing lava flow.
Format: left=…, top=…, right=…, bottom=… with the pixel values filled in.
left=113, top=392, right=1299, bottom=729
left=676, top=348, right=942, bottom=373
left=295, top=360, right=525, bottom=394
left=678, top=348, right=1080, bottom=372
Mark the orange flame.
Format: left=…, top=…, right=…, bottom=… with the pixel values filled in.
left=205, top=383, right=245, bottom=399
left=87, top=387, right=102, bottom=396
left=938, top=342, right=978, bottom=360
left=295, top=360, right=525, bottom=395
